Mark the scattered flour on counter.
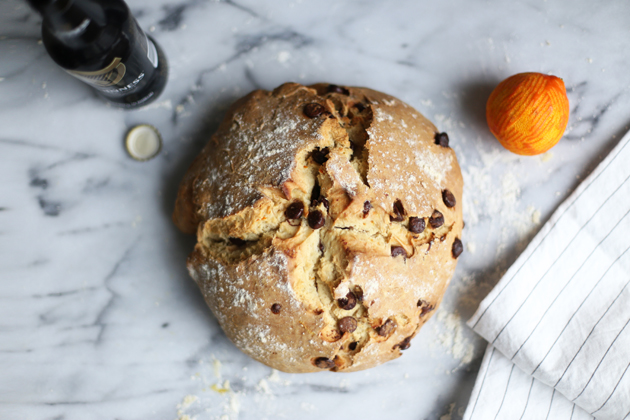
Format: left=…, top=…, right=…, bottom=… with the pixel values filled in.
left=229, top=393, right=241, bottom=416
left=257, top=379, right=272, bottom=395
left=420, top=99, right=434, bottom=108
left=448, top=271, right=490, bottom=318
left=541, top=151, right=554, bottom=162
left=175, top=356, right=296, bottom=419
left=277, top=51, right=291, bottom=63
left=267, top=369, right=280, bottom=383
left=265, top=368, right=291, bottom=386
left=301, top=402, right=316, bottom=411
left=176, top=394, right=199, bottom=420
left=139, top=98, right=172, bottom=110
left=439, top=402, right=456, bottom=420
left=531, top=207, right=542, bottom=225
left=434, top=114, right=450, bottom=129
left=179, top=395, right=198, bottom=410
left=433, top=309, right=474, bottom=366
left=213, top=357, right=222, bottom=380
left=210, top=380, right=231, bottom=394
left=461, top=144, right=544, bottom=262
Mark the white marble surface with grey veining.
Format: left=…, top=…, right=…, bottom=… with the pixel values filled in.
left=1, top=0, right=630, bottom=419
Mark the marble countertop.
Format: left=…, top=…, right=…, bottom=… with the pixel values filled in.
left=2, top=0, right=629, bottom=419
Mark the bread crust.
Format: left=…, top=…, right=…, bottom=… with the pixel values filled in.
left=174, top=82, right=463, bottom=373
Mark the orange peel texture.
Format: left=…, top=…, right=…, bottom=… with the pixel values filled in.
left=486, top=72, right=570, bottom=156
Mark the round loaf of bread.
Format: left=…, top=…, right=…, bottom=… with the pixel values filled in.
left=173, top=82, right=463, bottom=373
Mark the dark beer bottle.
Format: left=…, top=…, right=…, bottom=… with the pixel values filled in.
left=27, top=0, right=168, bottom=109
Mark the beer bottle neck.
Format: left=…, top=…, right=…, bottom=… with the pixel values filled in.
left=30, top=0, right=109, bottom=48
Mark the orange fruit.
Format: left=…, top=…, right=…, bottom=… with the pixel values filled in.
left=486, top=72, right=569, bottom=156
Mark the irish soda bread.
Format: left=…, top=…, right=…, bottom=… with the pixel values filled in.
left=173, top=82, right=463, bottom=373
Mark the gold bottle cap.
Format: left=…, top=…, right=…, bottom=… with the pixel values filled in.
left=125, top=124, right=162, bottom=161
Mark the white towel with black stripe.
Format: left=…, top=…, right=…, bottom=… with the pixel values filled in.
left=464, top=129, right=630, bottom=420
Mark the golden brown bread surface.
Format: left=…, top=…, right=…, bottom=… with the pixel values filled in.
left=173, top=82, right=463, bottom=373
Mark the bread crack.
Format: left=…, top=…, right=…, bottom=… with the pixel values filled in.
left=296, top=103, right=457, bottom=369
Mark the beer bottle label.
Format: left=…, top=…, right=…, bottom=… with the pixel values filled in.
left=64, top=22, right=159, bottom=98
left=65, top=57, right=127, bottom=87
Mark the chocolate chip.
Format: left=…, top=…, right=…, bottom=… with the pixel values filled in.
left=391, top=246, right=407, bottom=258
left=394, top=199, right=406, bottom=215
left=284, top=201, right=304, bottom=220
left=338, top=316, right=357, bottom=333
left=429, top=210, right=444, bottom=228
left=311, top=147, right=329, bottom=165
left=311, top=183, right=321, bottom=202
left=390, top=199, right=405, bottom=222
left=271, top=303, right=281, bottom=314
left=442, top=189, right=456, bottom=208
left=376, top=319, right=396, bottom=336
left=408, top=217, right=425, bottom=234
left=308, top=210, right=325, bottom=229
left=353, top=286, right=364, bottom=302
left=417, top=299, right=435, bottom=316
left=354, top=102, right=366, bottom=112
left=313, top=357, right=335, bottom=369
left=328, top=84, right=349, bottom=95
left=363, top=201, right=372, bottom=218
left=337, top=292, right=357, bottom=310
left=396, top=337, right=412, bottom=350
left=313, top=196, right=329, bottom=211
left=452, top=238, right=463, bottom=258
left=228, top=237, right=246, bottom=246
left=434, top=132, right=450, bottom=147
left=304, top=103, right=326, bottom=118
left=348, top=341, right=358, bottom=351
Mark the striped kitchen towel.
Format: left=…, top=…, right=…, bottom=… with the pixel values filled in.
left=464, top=128, right=630, bottom=420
